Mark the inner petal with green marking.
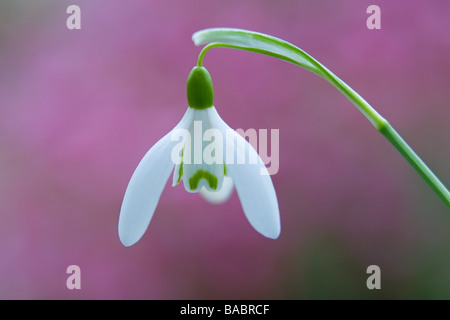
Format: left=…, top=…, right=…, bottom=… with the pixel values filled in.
left=172, top=108, right=227, bottom=193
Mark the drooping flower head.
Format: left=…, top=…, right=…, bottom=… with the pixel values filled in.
left=118, top=66, right=280, bottom=246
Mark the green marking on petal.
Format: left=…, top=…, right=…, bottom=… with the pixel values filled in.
left=176, top=148, right=185, bottom=184
left=224, top=164, right=227, bottom=176
left=189, top=170, right=218, bottom=191
left=177, top=161, right=183, bottom=183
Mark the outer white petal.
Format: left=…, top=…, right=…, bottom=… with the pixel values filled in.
left=118, top=109, right=193, bottom=246
left=208, top=107, right=281, bottom=239
left=200, top=176, right=234, bottom=204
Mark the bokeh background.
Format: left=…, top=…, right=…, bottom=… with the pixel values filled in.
left=0, top=0, right=449, bottom=299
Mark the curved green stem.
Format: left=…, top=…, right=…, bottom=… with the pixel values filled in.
left=193, top=28, right=450, bottom=208
left=379, top=124, right=450, bottom=207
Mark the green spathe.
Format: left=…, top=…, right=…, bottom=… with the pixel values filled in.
left=186, top=66, right=214, bottom=109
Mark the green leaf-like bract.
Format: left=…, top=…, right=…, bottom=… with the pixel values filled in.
left=193, top=28, right=320, bottom=75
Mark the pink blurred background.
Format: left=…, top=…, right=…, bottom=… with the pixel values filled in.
left=0, top=0, right=449, bottom=299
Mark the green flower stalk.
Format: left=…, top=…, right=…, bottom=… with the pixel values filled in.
left=193, top=28, right=450, bottom=209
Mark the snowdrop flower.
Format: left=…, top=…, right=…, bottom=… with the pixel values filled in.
left=118, top=66, right=280, bottom=246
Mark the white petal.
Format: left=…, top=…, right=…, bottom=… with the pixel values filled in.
left=119, top=109, right=194, bottom=246
left=208, top=107, right=281, bottom=239
left=200, top=176, right=234, bottom=204
left=118, top=134, right=174, bottom=246
left=180, top=108, right=225, bottom=193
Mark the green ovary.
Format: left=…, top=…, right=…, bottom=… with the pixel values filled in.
left=189, top=170, right=218, bottom=191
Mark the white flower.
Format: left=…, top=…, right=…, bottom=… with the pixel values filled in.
left=118, top=67, right=280, bottom=246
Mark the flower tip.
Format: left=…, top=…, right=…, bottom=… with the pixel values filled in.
left=118, top=229, right=140, bottom=247
left=266, top=228, right=281, bottom=240
left=258, top=223, right=281, bottom=240
left=121, top=241, right=134, bottom=247
left=200, top=176, right=234, bottom=204
left=245, top=206, right=281, bottom=240
left=118, top=217, right=146, bottom=247
left=119, top=236, right=136, bottom=247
